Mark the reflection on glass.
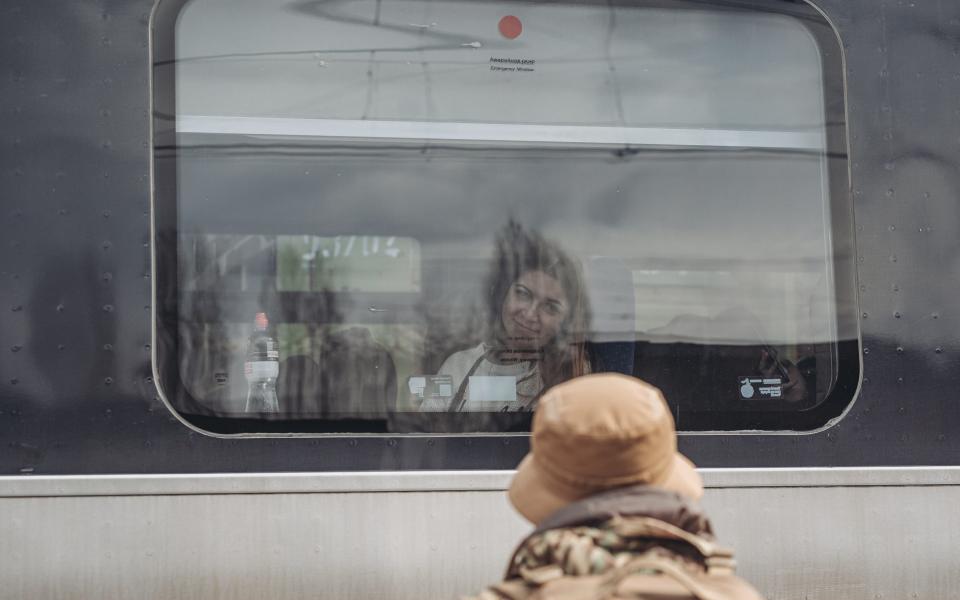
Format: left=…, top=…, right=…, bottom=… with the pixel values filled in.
left=158, top=0, right=853, bottom=432
left=174, top=0, right=825, bottom=130
left=416, top=222, right=591, bottom=412
left=276, top=235, right=420, bottom=293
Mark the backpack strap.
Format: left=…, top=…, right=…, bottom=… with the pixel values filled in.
left=448, top=348, right=496, bottom=411
left=481, top=579, right=538, bottom=600
left=609, top=516, right=736, bottom=575
left=594, top=553, right=727, bottom=600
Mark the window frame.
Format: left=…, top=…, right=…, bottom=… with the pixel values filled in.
left=151, top=0, right=859, bottom=436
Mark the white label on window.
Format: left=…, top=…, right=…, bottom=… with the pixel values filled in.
left=467, top=376, right=517, bottom=403
left=408, top=377, right=427, bottom=397
left=245, top=361, right=279, bottom=380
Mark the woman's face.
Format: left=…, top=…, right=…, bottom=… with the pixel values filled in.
left=500, top=270, right=570, bottom=350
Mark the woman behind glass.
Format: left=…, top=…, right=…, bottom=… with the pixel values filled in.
left=424, top=222, right=591, bottom=412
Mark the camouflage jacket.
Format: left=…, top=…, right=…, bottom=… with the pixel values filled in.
left=464, top=485, right=763, bottom=600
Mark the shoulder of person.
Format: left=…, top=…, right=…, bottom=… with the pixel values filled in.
left=438, top=343, right=487, bottom=376
left=464, top=567, right=764, bottom=600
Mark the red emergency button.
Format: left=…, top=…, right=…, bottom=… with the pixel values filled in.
left=498, top=15, right=522, bottom=39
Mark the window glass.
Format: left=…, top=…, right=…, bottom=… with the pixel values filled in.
left=153, top=0, right=858, bottom=433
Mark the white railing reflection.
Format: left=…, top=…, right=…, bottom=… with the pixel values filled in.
left=177, top=115, right=825, bottom=151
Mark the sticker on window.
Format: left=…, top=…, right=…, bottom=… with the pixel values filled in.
left=738, top=377, right=784, bottom=400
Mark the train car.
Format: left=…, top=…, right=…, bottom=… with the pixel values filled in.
left=2, top=0, right=959, bottom=597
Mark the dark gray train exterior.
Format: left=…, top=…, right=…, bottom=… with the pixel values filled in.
left=2, top=1, right=960, bottom=598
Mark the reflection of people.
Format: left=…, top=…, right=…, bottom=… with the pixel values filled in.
left=464, top=374, right=763, bottom=599
left=423, top=222, right=590, bottom=412
left=757, top=346, right=808, bottom=403
left=643, top=307, right=811, bottom=405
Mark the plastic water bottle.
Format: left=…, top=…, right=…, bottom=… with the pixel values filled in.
left=244, top=312, right=280, bottom=412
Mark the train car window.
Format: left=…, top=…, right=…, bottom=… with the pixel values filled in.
left=152, top=0, right=857, bottom=434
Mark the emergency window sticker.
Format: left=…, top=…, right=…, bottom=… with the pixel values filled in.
left=738, top=377, right=784, bottom=400
left=490, top=14, right=536, bottom=74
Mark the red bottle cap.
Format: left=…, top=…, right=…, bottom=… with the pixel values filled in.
left=254, top=312, right=269, bottom=331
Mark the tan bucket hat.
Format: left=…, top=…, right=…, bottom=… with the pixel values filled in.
left=508, top=373, right=703, bottom=524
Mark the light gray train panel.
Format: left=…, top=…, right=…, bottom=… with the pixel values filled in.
left=0, top=488, right=523, bottom=600
left=1, top=469, right=957, bottom=600
left=703, top=469, right=960, bottom=599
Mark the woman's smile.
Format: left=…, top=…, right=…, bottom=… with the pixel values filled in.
left=512, top=319, right=539, bottom=336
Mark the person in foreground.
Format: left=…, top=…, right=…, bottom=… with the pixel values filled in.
left=465, top=373, right=763, bottom=600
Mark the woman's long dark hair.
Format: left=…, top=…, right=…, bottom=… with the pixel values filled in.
left=484, top=221, right=591, bottom=389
